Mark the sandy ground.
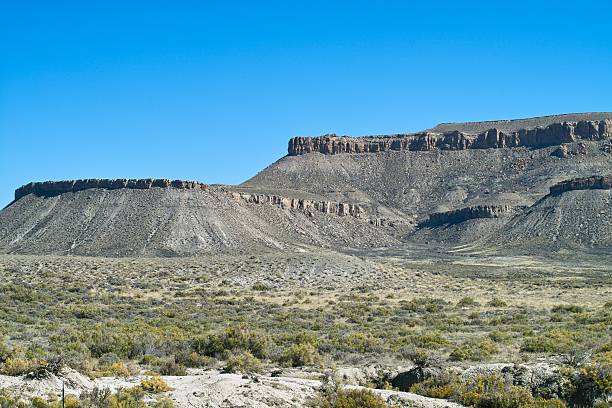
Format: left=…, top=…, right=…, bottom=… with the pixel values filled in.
left=0, top=368, right=464, bottom=408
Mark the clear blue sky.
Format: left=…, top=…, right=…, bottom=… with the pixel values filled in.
left=1, top=1, right=611, bottom=207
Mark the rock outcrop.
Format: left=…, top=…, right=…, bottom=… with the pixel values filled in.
left=288, top=120, right=612, bottom=156
left=551, top=143, right=587, bottom=158
left=231, top=192, right=365, bottom=218
left=423, top=205, right=516, bottom=227
left=548, top=175, right=612, bottom=196
left=14, top=179, right=208, bottom=201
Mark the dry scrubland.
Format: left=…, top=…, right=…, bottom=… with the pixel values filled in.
left=0, top=250, right=610, bottom=407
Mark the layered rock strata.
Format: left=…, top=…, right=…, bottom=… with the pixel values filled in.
left=288, top=120, right=612, bottom=156
left=423, top=205, right=516, bottom=227
left=548, top=176, right=612, bottom=196
left=422, top=176, right=612, bottom=227
left=15, top=179, right=208, bottom=201
left=231, top=192, right=365, bottom=218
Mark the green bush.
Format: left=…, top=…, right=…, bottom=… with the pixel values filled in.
left=174, top=351, right=213, bottom=368
left=488, top=331, right=513, bottom=344
left=252, top=282, right=270, bottom=291
left=140, top=376, right=173, bottom=393
left=449, top=338, right=499, bottom=361
left=400, top=346, right=441, bottom=367
left=0, top=338, right=10, bottom=363
left=551, top=305, right=584, bottom=314
left=413, top=332, right=449, bottom=349
left=0, top=356, right=44, bottom=376
left=457, top=297, right=480, bottom=307
left=78, top=388, right=113, bottom=407
left=192, top=326, right=269, bottom=359
left=531, top=399, right=567, bottom=408
left=152, top=399, right=176, bottom=408
left=281, top=343, right=320, bottom=367
left=224, top=350, right=263, bottom=374
left=110, top=387, right=147, bottom=407
left=400, top=297, right=447, bottom=313
left=487, top=298, right=508, bottom=307
left=567, top=353, right=612, bottom=406
left=158, top=358, right=187, bottom=376
left=521, top=329, right=580, bottom=353
left=337, top=333, right=382, bottom=353
left=412, top=373, right=536, bottom=408
left=314, top=387, right=390, bottom=408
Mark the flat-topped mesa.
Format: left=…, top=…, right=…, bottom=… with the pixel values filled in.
left=231, top=192, right=365, bottom=218
left=288, top=120, right=612, bottom=156
left=549, top=175, right=612, bottom=196
left=15, top=179, right=208, bottom=201
left=423, top=205, right=516, bottom=227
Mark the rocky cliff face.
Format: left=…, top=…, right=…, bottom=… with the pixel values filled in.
left=14, top=180, right=367, bottom=221
left=14, top=179, right=208, bottom=201
left=288, top=120, right=612, bottom=156
left=231, top=192, right=365, bottom=218
left=423, top=205, right=516, bottom=227
left=548, top=175, right=612, bottom=196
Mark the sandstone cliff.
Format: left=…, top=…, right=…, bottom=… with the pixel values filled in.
left=231, top=192, right=365, bottom=218
left=421, top=176, right=611, bottom=227
left=14, top=179, right=208, bottom=201
left=288, top=120, right=612, bottom=156
left=423, top=205, right=516, bottom=227
left=14, top=179, right=368, bottom=222
left=548, top=175, right=612, bottom=196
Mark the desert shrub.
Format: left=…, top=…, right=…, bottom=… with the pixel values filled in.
left=140, top=376, right=173, bottom=393
left=224, top=350, right=263, bottom=374
left=457, top=296, right=479, bottom=307
left=410, top=371, right=461, bottom=399
left=80, top=326, right=145, bottom=360
left=0, top=338, right=9, bottom=363
left=400, top=297, right=447, bottom=313
left=174, top=351, right=213, bottom=368
left=488, top=331, right=513, bottom=344
left=70, top=303, right=104, bottom=319
left=449, top=338, right=499, bottom=361
left=551, top=305, right=584, bottom=314
left=473, top=387, right=534, bottom=408
left=412, top=373, right=535, bottom=408
left=97, top=362, right=138, bottom=378
left=531, top=399, right=566, bottom=408
left=0, top=391, right=19, bottom=408
left=399, top=346, right=441, bottom=367
left=98, top=352, right=121, bottom=365
left=281, top=343, right=320, bottom=367
left=313, top=387, right=390, bottom=408
left=413, top=332, right=449, bottom=349
left=79, top=387, right=113, bottom=408
left=521, top=329, right=580, bottom=354
left=24, top=356, right=64, bottom=380
left=158, top=358, right=187, bottom=376
left=0, top=283, right=40, bottom=302
left=31, top=397, right=49, bottom=408
left=252, top=282, right=270, bottom=291
left=110, top=387, right=147, bottom=407
left=566, top=353, right=612, bottom=406
left=152, top=398, right=176, bottom=408
left=277, top=331, right=319, bottom=347
left=560, top=347, right=592, bottom=368
left=0, top=356, right=43, bottom=376
left=488, top=298, right=508, bottom=307
left=337, top=333, right=383, bottom=353
left=192, top=326, right=269, bottom=359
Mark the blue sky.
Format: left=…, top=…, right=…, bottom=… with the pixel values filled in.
left=1, top=1, right=611, bottom=207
